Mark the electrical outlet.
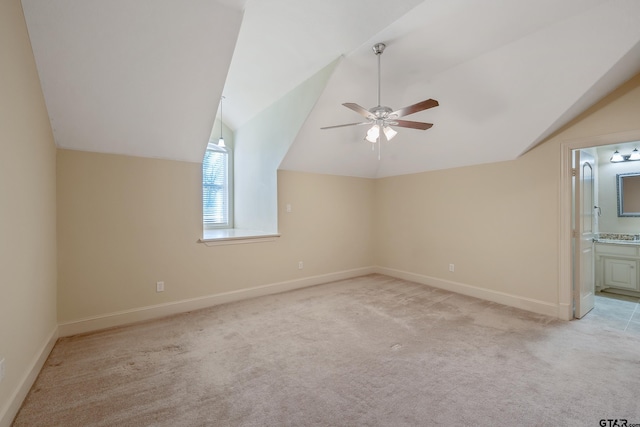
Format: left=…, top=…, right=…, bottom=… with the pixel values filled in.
left=0, top=358, right=5, bottom=383
left=298, top=261, right=304, bottom=269
left=449, top=264, right=455, bottom=272
left=156, top=281, right=165, bottom=292
left=286, top=204, right=292, bottom=213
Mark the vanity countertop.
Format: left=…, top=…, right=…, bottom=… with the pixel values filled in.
left=596, top=233, right=640, bottom=245
left=595, top=239, right=640, bottom=245
left=595, top=233, right=640, bottom=245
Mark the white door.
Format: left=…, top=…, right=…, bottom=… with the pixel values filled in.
left=574, top=150, right=595, bottom=318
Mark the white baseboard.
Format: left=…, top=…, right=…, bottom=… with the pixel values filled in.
left=0, top=326, right=58, bottom=427
left=375, top=266, right=560, bottom=318
left=557, top=302, right=573, bottom=320
left=58, top=266, right=377, bottom=337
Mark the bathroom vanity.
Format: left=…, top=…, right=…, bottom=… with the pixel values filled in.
left=595, top=236, right=640, bottom=295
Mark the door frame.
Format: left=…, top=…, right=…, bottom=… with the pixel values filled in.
left=559, top=129, right=640, bottom=320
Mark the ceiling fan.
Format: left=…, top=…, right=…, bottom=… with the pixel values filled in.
left=321, top=43, right=438, bottom=157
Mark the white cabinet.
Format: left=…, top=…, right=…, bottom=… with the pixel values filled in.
left=595, top=243, right=640, bottom=292
left=603, top=258, right=638, bottom=290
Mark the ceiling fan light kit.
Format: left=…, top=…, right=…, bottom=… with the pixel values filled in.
left=366, top=124, right=380, bottom=142
left=322, top=42, right=439, bottom=159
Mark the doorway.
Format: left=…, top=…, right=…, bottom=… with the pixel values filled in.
left=562, top=132, right=640, bottom=322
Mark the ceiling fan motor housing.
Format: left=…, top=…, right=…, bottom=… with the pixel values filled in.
left=370, top=105, right=392, bottom=117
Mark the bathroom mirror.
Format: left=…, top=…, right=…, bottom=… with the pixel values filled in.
left=617, top=172, right=640, bottom=217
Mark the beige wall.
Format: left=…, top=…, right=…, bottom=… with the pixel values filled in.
left=56, top=72, right=640, bottom=325
left=374, top=73, right=640, bottom=309
left=0, top=0, right=57, bottom=423
left=56, top=151, right=375, bottom=322
left=374, top=141, right=559, bottom=303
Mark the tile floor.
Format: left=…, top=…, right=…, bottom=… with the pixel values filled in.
left=582, top=291, right=640, bottom=335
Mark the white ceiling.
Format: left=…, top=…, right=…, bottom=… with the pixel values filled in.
left=21, top=0, right=244, bottom=162
left=21, top=0, right=640, bottom=177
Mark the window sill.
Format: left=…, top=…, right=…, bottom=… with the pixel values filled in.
left=199, top=229, right=280, bottom=246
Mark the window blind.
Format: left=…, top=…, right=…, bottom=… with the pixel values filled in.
left=203, top=143, right=229, bottom=228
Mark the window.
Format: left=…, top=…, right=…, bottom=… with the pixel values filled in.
left=203, top=142, right=231, bottom=229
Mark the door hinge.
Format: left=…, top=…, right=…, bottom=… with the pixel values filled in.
left=571, top=168, right=577, bottom=177
left=572, top=230, right=577, bottom=238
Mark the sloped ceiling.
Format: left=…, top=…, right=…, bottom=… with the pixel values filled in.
left=21, top=0, right=244, bottom=163
left=281, top=0, right=640, bottom=177
left=21, top=0, right=640, bottom=177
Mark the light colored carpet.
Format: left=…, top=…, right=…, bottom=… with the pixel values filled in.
left=13, top=274, right=640, bottom=426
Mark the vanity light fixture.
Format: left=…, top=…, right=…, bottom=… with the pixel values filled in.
left=610, top=149, right=640, bottom=163
left=611, top=150, right=624, bottom=162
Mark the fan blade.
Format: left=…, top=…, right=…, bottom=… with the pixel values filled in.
left=343, top=103, right=374, bottom=119
left=321, top=122, right=370, bottom=130
left=393, top=120, right=433, bottom=130
left=391, top=99, right=439, bottom=118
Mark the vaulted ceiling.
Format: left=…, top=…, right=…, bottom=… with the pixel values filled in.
left=22, top=0, right=640, bottom=178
